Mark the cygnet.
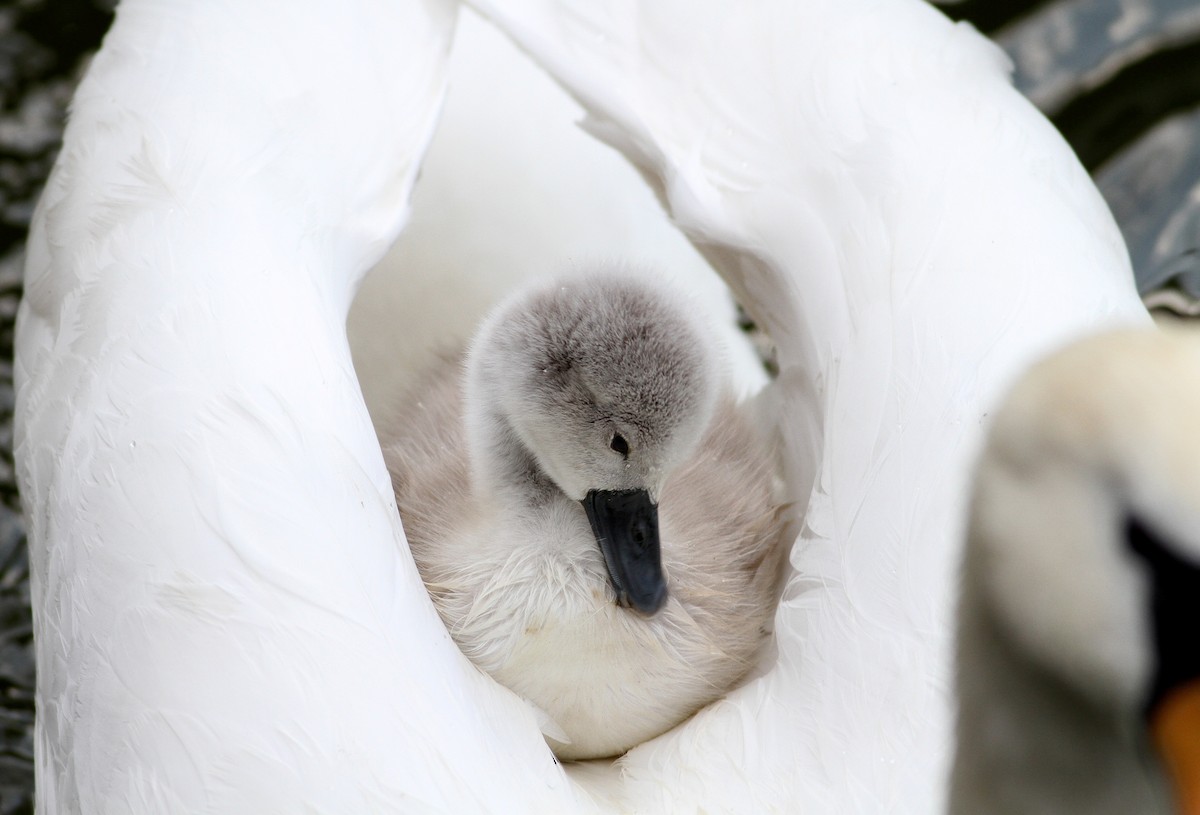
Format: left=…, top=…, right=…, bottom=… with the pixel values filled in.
left=380, top=271, right=789, bottom=760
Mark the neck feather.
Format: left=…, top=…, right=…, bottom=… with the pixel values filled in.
left=949, top=566, right=1168, bottom=814
left=464, top=379, right=558, bottom=507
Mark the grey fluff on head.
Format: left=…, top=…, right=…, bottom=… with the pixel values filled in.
left=465, top=270, right=720, bottom=504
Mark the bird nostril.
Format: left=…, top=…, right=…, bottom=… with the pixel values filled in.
left=631, top=518, right=651, bottom=551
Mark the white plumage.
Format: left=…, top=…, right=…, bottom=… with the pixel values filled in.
left=18, top=1, right=578, bottom=811
left=15, top=0, right=1150, bottom=812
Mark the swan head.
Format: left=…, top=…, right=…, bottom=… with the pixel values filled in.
left=962, top=328, right=1200, bottom=808
left=464, top=270, right=721, bottom=614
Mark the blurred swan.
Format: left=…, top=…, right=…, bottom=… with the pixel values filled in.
left=15, top=0, right=1153, bottom=810
left=952, top=329, right=1200, bottom=815
left=380, top=271, right=787, bottom=759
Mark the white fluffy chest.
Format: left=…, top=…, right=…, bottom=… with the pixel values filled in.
left=427, top=500, right=709, bottom=758
left=437, top=502, right=668, bottom=676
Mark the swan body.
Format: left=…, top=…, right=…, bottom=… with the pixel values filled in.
left=381, top=272, right=786, bottom=760
left=952, top=329, right=1200, bottom=814
left=16, top=0, right=1154, bottom=810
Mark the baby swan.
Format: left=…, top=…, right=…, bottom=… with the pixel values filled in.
left=952, top=329, right=1200, bottom=815
left=381, top=271, right=787, bottom=760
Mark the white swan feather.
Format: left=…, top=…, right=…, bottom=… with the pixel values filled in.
left=15, top=0, right=1152, bottom=811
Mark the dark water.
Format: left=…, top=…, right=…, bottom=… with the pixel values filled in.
left=0, top=0, right=1197, bottom=809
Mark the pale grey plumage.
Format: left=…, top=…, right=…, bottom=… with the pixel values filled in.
left=380, top=271, right=788, bottom=760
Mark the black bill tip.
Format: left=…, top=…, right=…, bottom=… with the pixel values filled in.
left=582, top=488, right=667, bottom=615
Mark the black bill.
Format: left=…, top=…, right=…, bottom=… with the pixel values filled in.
left=582, top=489, right=667, bottom=615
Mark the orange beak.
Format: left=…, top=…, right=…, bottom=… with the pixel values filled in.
left=1151, top=678, right=1200, bottom=815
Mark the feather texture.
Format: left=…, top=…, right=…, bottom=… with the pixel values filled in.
left=380, top=272, right=789, bottom=761
left=17, top=1, right=585, bottom=811
left=15, top=0, right=1152, bottom=811
left=464, top=0, right=1150, bottom=810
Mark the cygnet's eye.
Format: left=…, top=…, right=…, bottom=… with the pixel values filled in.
left=610, top=433, right=630, bottom=459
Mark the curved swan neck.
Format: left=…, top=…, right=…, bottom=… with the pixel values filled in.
left=950, top=561, right=1170, bottom=815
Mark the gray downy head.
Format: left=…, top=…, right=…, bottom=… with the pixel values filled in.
left=464, top=270, right=720, bottom=615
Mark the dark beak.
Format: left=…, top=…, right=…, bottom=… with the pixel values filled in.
left=582, top=489, right=667, bottom=615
